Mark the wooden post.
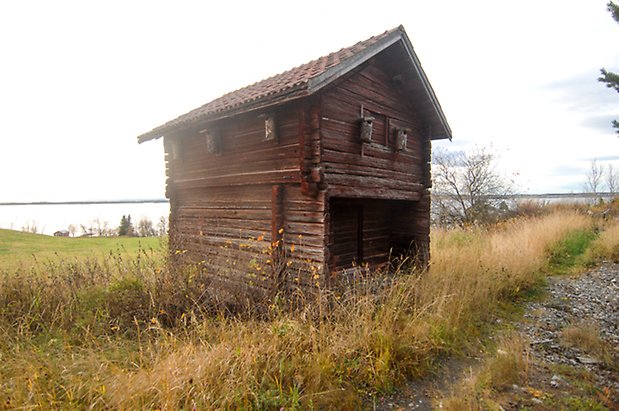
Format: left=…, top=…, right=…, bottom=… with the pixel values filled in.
left=271, top=185, right=284, bottom=244
left=271, top=184, right=285, bottom=293
left=302, top=104, right=323, bottom=197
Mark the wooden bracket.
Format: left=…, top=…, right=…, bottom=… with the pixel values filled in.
left=310, top=166, right=324, bottom=183
left=301, top=179, right=319, bottom=197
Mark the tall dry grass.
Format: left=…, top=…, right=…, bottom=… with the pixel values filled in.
left=587, top=219, right=619, bottom=262
left=422, top=211, right=591, bottom=337
left=0, top=210, right=594, bottom=409
left=439, top=333, right=531, bottom=411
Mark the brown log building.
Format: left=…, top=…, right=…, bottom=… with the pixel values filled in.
left=138, top=26, right=451, bottom=297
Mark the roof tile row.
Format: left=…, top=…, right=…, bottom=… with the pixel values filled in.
left=138, top=27, right=400, bottom=142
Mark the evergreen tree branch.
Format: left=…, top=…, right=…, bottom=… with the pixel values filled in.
left=599, top=68, right=619, bottom=92
left=600, top=2, right=619, bottom=134
left=608, top=1, right=619, bottom=23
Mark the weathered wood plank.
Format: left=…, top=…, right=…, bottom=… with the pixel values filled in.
left=329, top=185, right=421, bottom=201
left=173, top=170, right=302, bottom=189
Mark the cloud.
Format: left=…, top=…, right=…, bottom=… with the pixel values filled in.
left=548, top=164, right=586, bottom=177
left=596, top=155, right=619, bottom=162
left=433, top=137, right=491, bottom=152
left=579, top=114, right=618, bottom=132
left=541, top=70, right=617, bottom=113
left=580, top=154, right=619, bottom=162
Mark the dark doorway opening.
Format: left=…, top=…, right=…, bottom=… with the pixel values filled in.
left=329, top=198, right=420, bottom=272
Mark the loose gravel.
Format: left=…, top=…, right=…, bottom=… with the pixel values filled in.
left=371, top=262, right=619, bottom=410
left=516, top=262, right=619, bottom=393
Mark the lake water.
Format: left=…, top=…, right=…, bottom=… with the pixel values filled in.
left=1, top=194, right=615, bottom=236
left=0, top=202, right=170, bottom=236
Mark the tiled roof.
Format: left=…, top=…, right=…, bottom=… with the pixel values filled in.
left=138, top=27, right=403, bottom=143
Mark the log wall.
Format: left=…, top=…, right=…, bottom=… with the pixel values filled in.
left=320, top=60, right=432, bottom=272
left=321, top=62, right=427, bottom=201
left=163, top=58, right=434, bottom=296
left=164, top=105, right=327, bottom=297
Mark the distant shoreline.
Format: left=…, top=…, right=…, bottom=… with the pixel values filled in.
left=1, top=193, right=616, bottom=207
left=433, top=192, right=616, bottom=200
left=0, top=199, right=169, bottom=206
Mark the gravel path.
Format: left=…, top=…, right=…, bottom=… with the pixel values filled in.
left=512, top=262, right=619, bottom=405
left=371, top=262, right=619, bottom=410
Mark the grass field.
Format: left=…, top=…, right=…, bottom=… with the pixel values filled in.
left=0, top=229, right=164, bottom=267
left=1, top=211, right=617, bottom=409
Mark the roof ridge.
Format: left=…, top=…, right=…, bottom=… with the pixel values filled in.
left=204, top=27, right=400, bottom=102
left=138, top=26, right=405, bottom=142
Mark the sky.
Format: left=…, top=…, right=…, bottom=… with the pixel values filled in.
left=0, top=0, right=618, bottom=202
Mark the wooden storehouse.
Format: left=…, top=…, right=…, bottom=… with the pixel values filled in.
left=138, top=26, right=451, bottom=297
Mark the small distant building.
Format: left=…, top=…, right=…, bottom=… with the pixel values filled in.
left=53, top=229, right=70, bottom=237
left=138, top=26, right=452, bottom=298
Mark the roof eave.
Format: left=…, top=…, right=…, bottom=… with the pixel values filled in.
left=306, top=31, right=402, bottom=94
left=137, top=85, right=311, bottom=144
left=138, top=26, right=453, bottom=143
left=308, top=27, right=452, bottom=142
left=398, top=31, right=452, bottom=141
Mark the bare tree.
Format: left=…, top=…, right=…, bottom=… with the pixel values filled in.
left=156, top=216, right=168, bottom=237
left=80, top=223, right=94, bottom=237
left=137, top=217, right=156, bottom=237
left=585, top=159, right=603, bottom=194
left=432, top=146, right=514, bottom=225
left=68, top=224, right=77, bottom=237
left=607, top=163, right=618, bottom=194
left=21, top=220, right=39, bottom=234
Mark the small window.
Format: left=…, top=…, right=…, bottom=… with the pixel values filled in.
left=204, top=130, right=220, bottom=155
left=264, top=115, right=278, bottom=142
left=359, top=116, right=374, bottom=143
left=360, top=107, right=387, bottom=146
left=166, top=139, right=181, bottom=160
left=395, top=128, right=409, bottom=151
left=388, top=119, right=414, bottom=152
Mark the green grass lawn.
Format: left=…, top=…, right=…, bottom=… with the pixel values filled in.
left=0, top=228, right=164, bottom=268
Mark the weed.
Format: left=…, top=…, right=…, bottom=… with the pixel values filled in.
left=560, top=323, right=618, bottom=370
left=440, top=333, right=530, bottom=410
left=0, top=210, right=602, bottom=409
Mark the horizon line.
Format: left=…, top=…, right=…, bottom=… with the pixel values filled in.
left=1, top=192, right=617, bottom=206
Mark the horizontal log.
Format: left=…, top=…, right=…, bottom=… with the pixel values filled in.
left=322, top=87, right=415, bottom=127
left=173, top=169, right=302, bottom=189
left=326, top=173, right=423, bottom=192
left=325, top=162, right=421, bottom=183
left=170, top=145, right=300, bottom=178
left=328, top=185, right=421, bottom=201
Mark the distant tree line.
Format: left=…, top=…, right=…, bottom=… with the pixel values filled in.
left=19, top=216, right=168, bottom=237
left=90, top=215, right=168, bottom=237
left=585, top=159, right=618, bottom=195
left=117, top=215, right=166, bottom=237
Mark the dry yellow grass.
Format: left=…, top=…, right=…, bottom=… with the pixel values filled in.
left=587, top=219, right=619, bottom=262
left=440, top=333, right=530, bottom=411
left=422, top=211, right=590, bottom=335
left=0, top=210, right=596, bottom=409
left=560, top=323, right=616, bottom=369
